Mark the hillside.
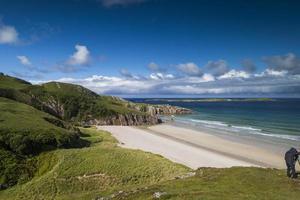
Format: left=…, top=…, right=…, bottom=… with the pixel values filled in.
left=0, top=128, right=189, bottom=199
left=0, top=73, right=31, bottom=90
left=0, top=73, right=191, bottom=126
left=0, top=97, right=87, bottom=188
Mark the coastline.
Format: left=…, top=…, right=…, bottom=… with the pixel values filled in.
left=97, top=122, right=293, bottom=169
left=147, top=123, right=288, bottom=169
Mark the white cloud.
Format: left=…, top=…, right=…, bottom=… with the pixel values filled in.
left=265, top=69, right=288, bottom=77
left=202, top=73, right=215, bottom=82
left=0, top=24, right=19, bottom=44
left=55, top=44, right=91, bottom=73
left=218, top=70, right=250, bottom=79
left=149, top=73, right=174, bottom=80
left=255, top=69, right=288, bottom=77
left=17, top=56, right=32, bottom=66
left=178, top=62, right=202, bottom=76
left=68, top=44, right=90, bottom=65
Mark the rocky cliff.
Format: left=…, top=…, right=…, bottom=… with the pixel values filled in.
left=85, top=113, right=162, bottom=126
left=83, top=103, right=192, bottom=126
left=144, top=104, right=192, bottom=115
left=124, top=102, right=192, bottom=116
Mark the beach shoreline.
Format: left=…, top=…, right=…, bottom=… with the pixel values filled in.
left=97, top=123, right=293, bottom=169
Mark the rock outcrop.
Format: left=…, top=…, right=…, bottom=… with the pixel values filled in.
left=144, top=104, right=192, bottom=115
left=125, top=102, right=192, bottom=116
left=85, top=113, right=162, bottom=126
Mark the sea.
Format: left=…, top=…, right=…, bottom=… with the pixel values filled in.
left=128, top=98, right=300, bottom=143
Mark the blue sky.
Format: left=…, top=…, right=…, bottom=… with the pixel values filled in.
left=0, top=0, right=300, bottom=97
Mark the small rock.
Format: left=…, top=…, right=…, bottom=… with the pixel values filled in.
left=175, top=171, right=196, bottom=179
left=153, top=192, right=167, bottom=199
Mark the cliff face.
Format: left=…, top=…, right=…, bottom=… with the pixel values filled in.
left=125, top=102, right=192, bottom=116
left=22, top=94, right=191, bottom=126
left=86, top=102, right=192, bottom=126
left=83, top=103, right=192, bottom=126
left=85, top=113, right=162, bottom=126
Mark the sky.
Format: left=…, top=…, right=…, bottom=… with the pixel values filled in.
left=0, top=0, right=300, bottom=97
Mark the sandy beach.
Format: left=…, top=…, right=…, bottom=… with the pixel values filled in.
left=98, top=124, right=288, bottom=169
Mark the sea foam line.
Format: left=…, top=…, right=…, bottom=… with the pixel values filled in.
left=176, top=117, right=300, bottom=141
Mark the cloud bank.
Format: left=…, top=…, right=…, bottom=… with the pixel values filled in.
left=31, top=68, right=300, bottom=97
left=24, top=52, right=300, bottom=97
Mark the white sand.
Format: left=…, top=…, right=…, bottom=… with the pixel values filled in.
left=149, top=124, right=286, bottom=168
left=97, top=125, right=272, bottom=169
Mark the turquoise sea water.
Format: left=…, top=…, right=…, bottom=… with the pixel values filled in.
left=129, top=99, right=300, bottom=142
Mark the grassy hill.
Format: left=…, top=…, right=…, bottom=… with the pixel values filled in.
left=0, top=73, right=159, bottom=126
left=0, top=97, right=88, bottom=187
left=1, top=128, right=299, bottom=200
left=0, top=128, right=189, bottom=200
left=0, top=73, right=31, bottom=90
left=23, top=81, right=144, bottom=121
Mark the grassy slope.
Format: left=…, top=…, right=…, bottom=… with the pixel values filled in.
left=0, top=73, right=31, bottom=90
left=40, top=82, right=143, bottom=115
left=0, top=97, right=83, bottom=155
left=0, top=97, right=86, bottom=187
left=21, top=81, right=144, bottom=122
left=0, top=128, right=189, bottom=200
left=1, top=128, right=300, bottom=200
left=127, top=167, right=300, bottom=200
left=0, top=74, right=146, bottom=124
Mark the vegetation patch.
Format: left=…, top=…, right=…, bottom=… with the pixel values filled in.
left=0, top=128, right=189, bottom=200
left=0, top=97, right=88, bottom=187
left=123, top=167, right=300, bottom=200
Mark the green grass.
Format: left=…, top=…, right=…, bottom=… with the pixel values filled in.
left=0, top=73, right=31, bottom=90
left=1, top=127, right=300, bottom=200
left=0, top=97, right=84, bottom=154
left=0, top=74, right=148, bottom=125
left=20, top=80, right=145, bottom=122
left=0, top=97, right=87, bottom=187
left=0, top=128, right=189, bottom=200
left=119, top=167, right=300, bottom=200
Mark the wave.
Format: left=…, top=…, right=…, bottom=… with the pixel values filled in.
left=246, top=131, right=300, bottom=141
left=231, top=125, right=261, bottom=132
left=190, top=119, right=228, bottom=127
left=175, top=117, right=300, bottom=141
